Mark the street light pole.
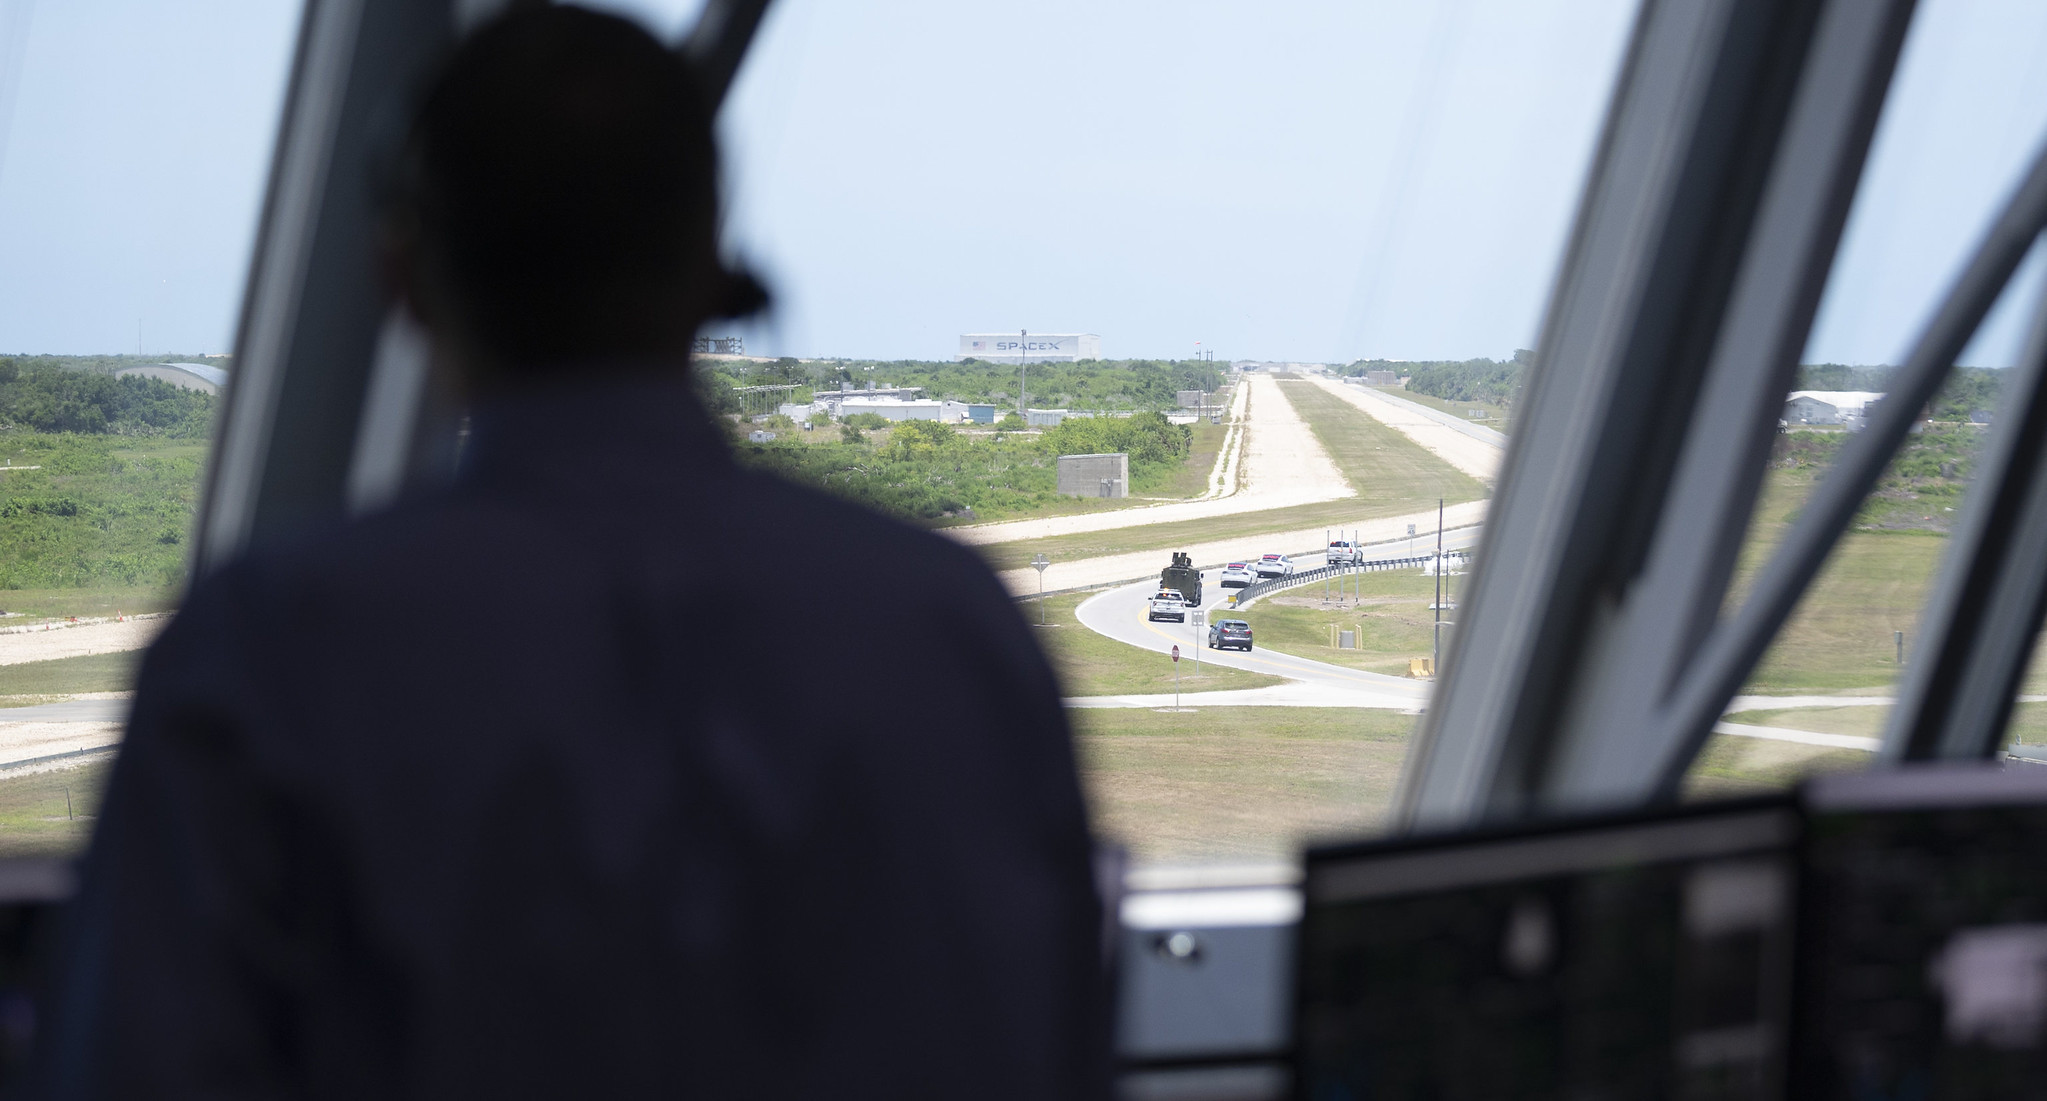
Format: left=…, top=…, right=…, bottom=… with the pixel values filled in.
left=1018, top=328, right=1028, bottom=418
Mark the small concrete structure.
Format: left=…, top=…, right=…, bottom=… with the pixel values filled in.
left=1364, top=370, right=1400, bottom=386
left=1175, top=390, right=1211, bottom=409
left=1026, top=408, right=1069, bottom=427
left=1057, top=452, right=1128, bottom=498
left=116, top=362, right=226, bottom=395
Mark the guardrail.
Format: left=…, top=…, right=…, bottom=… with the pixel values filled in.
left=1227, top=551, right=1472, bottom=608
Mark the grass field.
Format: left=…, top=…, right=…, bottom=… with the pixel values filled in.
left=0, top=435, right=206, bottom=592
left=1278, top=381, right=1489, bottom=502
left=0, top=651, right=143, bottom=703
left=1152, top=418, right=1228, bottom=499
left=1370, top=386, right=1512, bottom=431
left=1732, top=473, right=1947, bottom=695
left=0, top=586, right=177, bottom=622
left=1026, top=592, right=1283, bottom=697
left=1682, top=733, right=1869, bottom=802
left=974, top=382, right=1488, bottom=569
left=1231, top=569, right=1450, bottom=677
left=1072, top=706, right=1412, bottom=864
left=0, top=759, right=107, bottom=859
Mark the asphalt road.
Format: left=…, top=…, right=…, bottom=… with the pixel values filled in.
left=1074, top=528, right=1486, bottom=707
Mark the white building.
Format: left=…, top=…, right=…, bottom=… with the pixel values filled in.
left=839, top=398, right=944, bottom=422
left=957, top=333, right=1102, bottom=362
left=1784, top=390, right=1884, bottom=426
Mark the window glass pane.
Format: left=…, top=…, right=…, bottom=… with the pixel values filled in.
left=1682, top=0, right=2047, bottom=798
left=633, top=0, right=1635, bottom=865
left=0, top=0, right=298, bottom=858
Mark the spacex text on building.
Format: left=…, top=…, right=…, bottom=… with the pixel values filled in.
left=957, top=333, right=1102, bottom=363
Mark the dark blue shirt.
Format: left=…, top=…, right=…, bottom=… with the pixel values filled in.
left=40, top=374, right=1109, bottom=1099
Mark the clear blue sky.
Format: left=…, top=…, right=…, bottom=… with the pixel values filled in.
left=1, top=0, right=2044, bottom=366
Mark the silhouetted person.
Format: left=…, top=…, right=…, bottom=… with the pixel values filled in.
left=37, top=9, right=1109, bottom=1097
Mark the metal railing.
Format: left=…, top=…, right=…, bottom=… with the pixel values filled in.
left=1228, top=551, right=1471, bottom=608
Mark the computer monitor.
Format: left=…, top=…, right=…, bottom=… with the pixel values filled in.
left=1794, top=763, right=2047, bottom=1097
left=1295, top=799, right=1797, bottom=1100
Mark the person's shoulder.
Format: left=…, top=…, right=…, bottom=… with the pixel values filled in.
left=724, top=465, right=1006, bottom=594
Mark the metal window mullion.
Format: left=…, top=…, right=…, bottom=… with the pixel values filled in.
left=1650, top=143, right=2047, bottom=794
left=1394, top=0, right=1815, bottom=832
left=1537, top=0, right=1914, bottom=811
left=195, top=0, right=367, bottom=573
left=1882, top=253, right=2047, bottom=761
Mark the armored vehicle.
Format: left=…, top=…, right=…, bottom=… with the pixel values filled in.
left=1159, top=551, right=1204, bottom=606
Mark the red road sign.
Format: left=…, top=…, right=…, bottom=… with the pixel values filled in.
left=1171, top=645, right=1180, bottom=663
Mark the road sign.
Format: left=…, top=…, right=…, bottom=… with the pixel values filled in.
left=1030, top=554, right=1051, bottom=624
left=1171, top=645, right=1181, bottom=663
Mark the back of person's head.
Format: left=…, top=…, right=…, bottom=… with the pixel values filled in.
left=387, top=5, right=760, bottom=376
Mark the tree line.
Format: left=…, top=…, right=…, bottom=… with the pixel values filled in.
left=1339, top=352, right=2006, bottom=423
left=695, top=356, right=1225, bottom=414
left=0, top=358, right=217, bottom=437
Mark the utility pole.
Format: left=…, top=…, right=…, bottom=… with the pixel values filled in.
left=1433, top=498, right=1444, bottom=677
left=1018, top=328, right=1028, bottom=417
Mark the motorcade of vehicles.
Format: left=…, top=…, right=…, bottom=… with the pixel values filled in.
left=1148, top=589, right=1190, bottom=623
left=1254, top=554, right=1295, bottom=579
left=1159, top=551, right=1204, bottom=605
left=1208, top=619, right=1253, bottom=651
left=1219, top=562, right=1255, bottom=588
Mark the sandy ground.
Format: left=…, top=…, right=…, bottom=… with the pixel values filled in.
left=1310, top=379, right=1503, bottom=483
left=947, top=374, right=1351, bottom=547
left=997, top=501, right=1489, bottom=595
left=0, top=617, right=167, bottom=667
left=0, top=721, right=121, bottom=771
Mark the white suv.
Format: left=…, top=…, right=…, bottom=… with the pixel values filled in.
left=1326, top=541, right=1363, bottom=566
left=1147, top=589, right=1190, bottom=622
left=1253, top=554, right=1294, bottom=579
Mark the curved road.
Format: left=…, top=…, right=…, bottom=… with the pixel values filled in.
left=1074, top=529, right=1486, bottom=708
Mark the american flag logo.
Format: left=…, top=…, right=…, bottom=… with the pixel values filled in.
left=971, top=340, right=987, bottom=350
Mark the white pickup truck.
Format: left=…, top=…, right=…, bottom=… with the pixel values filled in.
left=1147, top=589, right=1190, bottom=623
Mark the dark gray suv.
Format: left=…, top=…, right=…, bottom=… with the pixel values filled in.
left=1208, top=619, right=1253, bottom=651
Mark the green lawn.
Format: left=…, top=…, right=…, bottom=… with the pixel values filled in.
left=1150, top=418, right=1229, bottom=499
left=0, top=759, right=108, bottom=860
left=0, top=435, right=206, bottom=592
left=1732, top=473, right=1947, bottom=695
left=1277, top=381, right=1489, bottom=502
left=0, top=651, right=143, bottom=704
left=1073, top=706, right=1413, bottom=864
left=1027, top=592, right=1283, bottom=697
left=1683, top=734, right=1869, bottom=803
left=1230, top=569, right=1450, bottom=677
left=1370, top=386, right=1511, bottom=431
left=0, top=586, right=177, bottom=622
